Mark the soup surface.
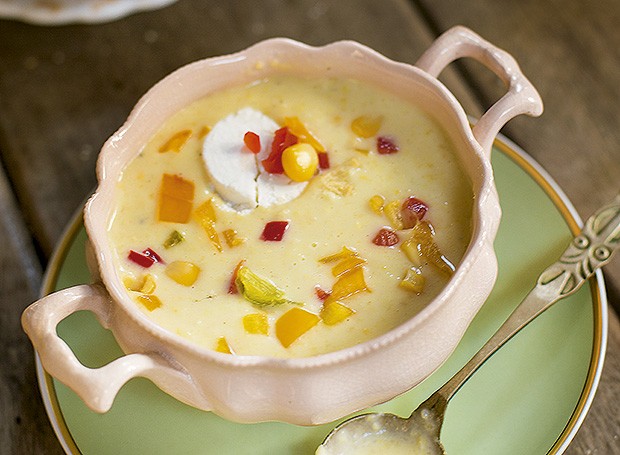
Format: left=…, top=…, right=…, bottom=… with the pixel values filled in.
left=109, top=76, right=473, bottom=358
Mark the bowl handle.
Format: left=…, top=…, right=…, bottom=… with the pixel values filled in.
left=21, top=284, right=192, bottom=413
left=416, top=25, right=543, bottom=154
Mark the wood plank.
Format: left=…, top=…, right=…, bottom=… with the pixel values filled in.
left=0, top=162, right=62, bottom=454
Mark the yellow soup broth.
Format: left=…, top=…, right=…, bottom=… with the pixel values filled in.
left=109, top=76, right=473, bottom=358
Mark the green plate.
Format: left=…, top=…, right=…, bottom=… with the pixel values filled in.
left=36, top=136, right=607, bottom=454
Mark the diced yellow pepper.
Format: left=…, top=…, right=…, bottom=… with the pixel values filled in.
left=400, top=236, right=423, bottom=267
left=242, top=313, right=269, bottom=335
left=320, top=300, right=355, bottom=325
left=157, top=174, right=195, bottom=223
left=369, top=194, right=385, bottom=214
left=331, top=255, right=367, bottom=277
left=123, top=274, right=143, bottom=292
left=275, top=307, right=320, bottom=348
left=283, top=116, right=325, bottom=152
left=194, top=199, right=222, bottom=252
left=383, top=199, right=404, bottom=230
left=223, top=229, right=246, bottom=248
left=319, top=246, right=357, bottom=263
left=350, top=115, right=383, bottom=138
left=135, top=294, right=162, bottom=311
left=400, top=266, right=426, bottom=294
left=408, top=221, right=456, bottom=275
left=215, top=336, right=233, bottom=354
left=158, top=129, right=192, bottom=153
left=325, top=267, right=370, bottom=304
left=165, top=261, right=200, bottom=286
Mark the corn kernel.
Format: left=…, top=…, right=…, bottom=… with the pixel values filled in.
left=140, top=274, right=157, bottom=294
left=351, top=115, right=383, bottom=138
left=369, top=194, right=385, bottom=214
left=281, top=143, right=319, bottom=182
left=136, top=294, right=162, bottom=311
left=165, top=261, right=200, bottom=286
left=123, top=274, right=143, bottom=292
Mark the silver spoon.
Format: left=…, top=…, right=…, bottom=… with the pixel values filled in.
left=318, top=195, right=620, bottom=455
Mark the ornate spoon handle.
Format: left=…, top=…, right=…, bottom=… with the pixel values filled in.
left=432, top=195, right=620, bottom=409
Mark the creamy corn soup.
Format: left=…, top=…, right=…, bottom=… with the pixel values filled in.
left=109, top=76, right=473, bottom=358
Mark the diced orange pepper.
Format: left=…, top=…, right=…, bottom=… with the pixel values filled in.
left=243, top=313, right=269, bottom=335
left=158, top=129, right=192, bottom=153
left=283, top=116, right=325, bottom=152
left=383, top=200, right=404, bottom=230
left=331, top=255, right=367, bottom=277
left=320, top=300, right=355, bottom=325
left=325, top=267, right=370, bottom=304
left=351, top=115, right=383, bottom=138
left=157, top=174, right=195, bottom=223
left=194, top=199, right=222, bottom=252
left=135, top=294, right=162, bottom=311
left=215, top=337, right=233, bottom=354
left=275, top=307, right=320, bottom=348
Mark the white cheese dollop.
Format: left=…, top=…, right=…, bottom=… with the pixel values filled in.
left=202, top=107, right=307, bottom=210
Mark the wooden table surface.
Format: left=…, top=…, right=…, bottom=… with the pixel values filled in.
left=1, top=1, right=618, bottom=453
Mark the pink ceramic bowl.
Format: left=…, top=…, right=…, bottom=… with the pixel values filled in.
left=22, top=26, right=542, bottom=425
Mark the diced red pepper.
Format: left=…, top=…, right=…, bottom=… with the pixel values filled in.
left=128, top=250, right=156, bottom=268
left=261, top=221, right=289, bottom=241
left=376, top=136, right=399, bottom=154
left=372, top=227, right=400, bottom=246
left=228, top=259, right=246, bottom=294
left=401, top=197, right=428, bottom=228
left=315, top=286, right=332, bottom=301
left=262, top=127, right=298, bottom=174
left=243, top=131, right=261, bottom=154
left=317, top=151, right=330, bottom=169
left=143, top=248, right=164, bottom=263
